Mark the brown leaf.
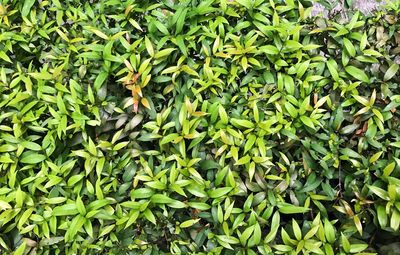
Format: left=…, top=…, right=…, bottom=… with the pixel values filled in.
left=133, top=101, right=139, bottom=113
left=132, top=73, right=140, bottom=84
left=362, top=121, right=368, bottom=132
left=341, top=200, right=354, bottom=217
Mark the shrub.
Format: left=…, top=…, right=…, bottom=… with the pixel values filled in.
left=0, top=0, right=400, bottom=254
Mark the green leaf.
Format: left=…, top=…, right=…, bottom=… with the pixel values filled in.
left=13, top=241, right=26, bottom=255
left=98, top=224, right=115, bottom=238
left=175, top=35, right=187, bottom=56
left=284, top=75, right=295, bottom=95
left=125, top=211, right=140, bottom=229
left=234, top=155, right=251, bottom=166
left=236, top=0, right=252, bottom=9
left=345, top=66, right=370, bottom=83
left=0, top=200, right=12, bottom=210
left=390, top=209, right=400, bottom=231
left=20, top=152, right=46, bottom=164
left=94, top=72, right=108, bottom=91
left=180, top=219, right=200, bottom=228
left=52, top=204, right=79, bottom=216
left=377, top=205, right=387, bottom=228
left=383, top=162, right=396, bottom=177
left=68, top=174, right=84, bottom=186
left=218, top=105, right=228, bottom=124
left=372, top=108, right=384, bottom=123
left=0, top=51, right=12, bottom=63
left=244, top=134, right=256, bottom=154
left=341, top=233, right=350, bottom=253
left=154, top=48, right=176, bottom=59
left=239, top=225, right=254, bottom=246
left=21, top=0, right=35, bottom=16
left=250, top=222, right=262, bottom=246
left=44, top=197, right=67, bottom=204
left=131, top=188, right=154, bottom=199
left=175, top=8, right=187, bottom=34
left=153, top=20, right=169, bottom=35
left=160, top=133, right=180, bottom=145
left=278, top=204, right=310, bottom=214
left=285, top=102, right=298, bottom=118
left=384, top=63, right=399, bottom=81
left=360, top=32, right=368, bottom=51
left=296, top=60, right=310, bottom=78
left=85, top=26, right=109, bottom=40
left=326, top=59, right=339, bottom=81
left=340, top=148, right=362, bottom=158
left=265, top=211, right=280, bottom=242
left=76, top=195, right=86, bottom=216
left=368, top=185, right=390, bottom=200
left=343, top=38, right=356, bottom=57
left=285, top=40, right=303, bottom=51
left=292, top=219, right=302, bottom=240
left=369, top=151, right=383, bottom=163
left=300, top=116, right=315, bottom=129
left=349, top=244, right=368, bottom=253
left=145, top=36, right=154, bottom=57
left=208, top=187, right=233, bottom=198
left=151, top=194, right=176, bottom=204
left=187, top=185, right=208, bottom=198
left=66, top=215, right=86, bottom=241
left=87, top=137, right=97, bottom=156
left=324, top=218, right=336, bottom=244
left=199, top=160, right=220, bottom=170
left=231, top=118, right=254, bottom=129
left=143, top=209, right=156, bottom=224
left=20, top=141, right=42, bottom=151
left=259, top=45, right=279, bottom=55
left=188, top=202, right=211, bottom=210
left=0, top=144, right=17, bottom=152
left=28, top=72, right=53, bottom=80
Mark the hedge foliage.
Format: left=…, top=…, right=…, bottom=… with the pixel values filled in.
left=1, top=0, right=400, bottom=254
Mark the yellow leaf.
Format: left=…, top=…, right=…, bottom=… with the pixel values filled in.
left=241, top=57, right=248, bottom=71
left=86, top=27, right=108, bottom=40
left=353, top=215, right=363, bottom=235
left=141, top=98, right=151, bottom=110
left=145, top=36, right=154, bottom=57
left=180, top=219, right=200, bottom=228
left=191, top=111, right=208, bottom=117
left=124, top=60, right=133, bottom=72
left=56, top=28, right=69, bottom=42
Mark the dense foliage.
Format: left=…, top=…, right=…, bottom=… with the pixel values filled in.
left=1, top=0, right=400, bottom=254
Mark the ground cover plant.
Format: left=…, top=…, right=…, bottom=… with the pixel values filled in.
left=0, top=0, right=400, bottom=254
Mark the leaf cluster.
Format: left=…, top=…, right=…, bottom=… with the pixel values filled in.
left=1, top=0, right=400, bottom=254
